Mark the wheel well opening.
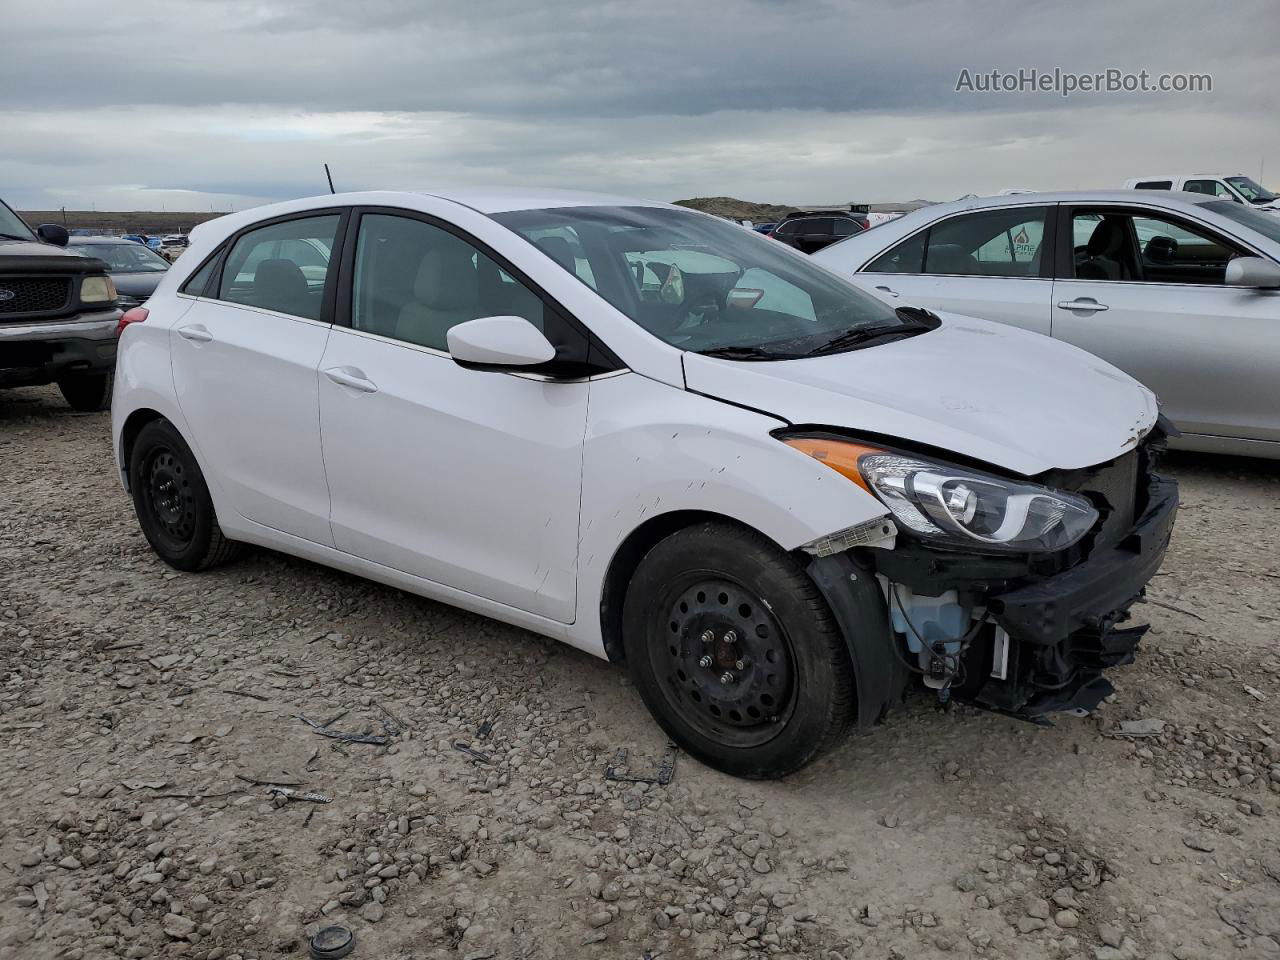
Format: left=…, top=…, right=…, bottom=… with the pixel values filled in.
left=599, top=510, right=771, bottom=664
left=120, top=409, right=165, bottom=490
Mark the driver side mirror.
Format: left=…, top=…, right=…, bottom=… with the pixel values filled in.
left=1225, top=257, right=1280, bottom=289
left=36, top=223, right=69, bottom=247
left=446, top=315, right=557, bottom=369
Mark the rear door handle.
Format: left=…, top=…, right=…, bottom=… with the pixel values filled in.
left=323, top=366, right=378, bottom=394
left=176, top=324, right=213, bottom=342
left=874, top=284, right=900, bottom=298
left=1056, top=298, right=1109, bottom=313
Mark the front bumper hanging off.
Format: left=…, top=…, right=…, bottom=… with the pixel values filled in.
left=809, top=466, right=1178, bottom=725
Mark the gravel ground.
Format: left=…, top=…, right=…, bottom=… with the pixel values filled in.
left=2, top=385, right=1278, bottom=960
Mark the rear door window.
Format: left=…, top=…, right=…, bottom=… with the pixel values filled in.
left=1134, top=180, right=1173, bottom=190
left=864, top=231, right=926, bottom=273
left=922, top=208, right=1048, bottom=277
left=218, top=216, right=339, bottom=321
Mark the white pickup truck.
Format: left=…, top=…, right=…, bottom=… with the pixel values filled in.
left=1124, top=174, right=1280, bottom=212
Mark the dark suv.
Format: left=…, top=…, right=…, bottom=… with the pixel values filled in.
left=769, top=212, right=869, bottom=254
left=0, top=198, right=120, bottom=410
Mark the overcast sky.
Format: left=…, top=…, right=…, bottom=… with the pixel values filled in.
left=2, top=0, right=1276, bottom=211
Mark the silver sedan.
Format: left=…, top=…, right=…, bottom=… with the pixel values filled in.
left=813, top=191, right=1280, bottom=459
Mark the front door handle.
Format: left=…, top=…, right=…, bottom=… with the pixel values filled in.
left=176, top=325, right=213, bottom=342
left=1056, top=298, right=1109, bottom=313
left=874, top=284, right=900, bottom=298
left=323, top=366, right=378, bottom=394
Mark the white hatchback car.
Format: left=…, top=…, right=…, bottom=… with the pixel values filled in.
left=813, top=191, right=1280, bottom=459
left=112, top=189, right=1177, bottom=778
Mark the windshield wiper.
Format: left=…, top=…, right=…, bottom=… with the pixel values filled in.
left=805, top=308, right=939, bottom=357
left=696, top=345, right=798, bottom=361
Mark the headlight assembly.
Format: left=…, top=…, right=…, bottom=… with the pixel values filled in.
left=80, top=276, right=117, bottom=304
left=782, top=436, right=1098, bottom=553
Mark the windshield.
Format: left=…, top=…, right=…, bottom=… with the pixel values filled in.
left=0, top=200, right=35, bottom=241
left=72, top=241, right=170, bottom=272
left=1225, top=177, right=1277, bottom=203
left=492, top=205, right=903, bottom=357
left=1203, top=200, right=1280, bottom=244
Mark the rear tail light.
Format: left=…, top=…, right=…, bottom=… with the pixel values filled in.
left=117, top=306, right=148, bottom=337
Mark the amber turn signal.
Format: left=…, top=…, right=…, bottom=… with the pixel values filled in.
left=780, top=437, right=884, bottom=493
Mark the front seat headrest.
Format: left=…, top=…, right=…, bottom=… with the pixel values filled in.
left=412, top=240, right=479, bottom=310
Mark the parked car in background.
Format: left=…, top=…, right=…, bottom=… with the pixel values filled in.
left=113, top=188, right=1176, bottom=778
left=145, top=237, right=163, bottom=251
left=769, top=211, right=869, bottom=253
left=752, top=222, right=778, bottom=234
left=0, top=196, right=120, bottom=410
left=1124, top=174, right=1280, bottom=212
left=68, top=235, right=169, bottom=308
left=159, top=235, right=190, bottom=261
left=812, top=190, right=1280, bottom=458
left=121, top=234, right=148, bottom=245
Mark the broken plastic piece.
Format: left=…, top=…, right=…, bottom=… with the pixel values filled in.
left=267, top=786, right=332, bottom=804
left=605, top=743, right=677, bottom=785
left=296, top=715, right=389, bottom=746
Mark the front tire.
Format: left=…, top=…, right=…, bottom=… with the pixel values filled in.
left=128, top=419, right=244, bottom=571
left=622, top=522, right=856, bottom=779
left=58, top=372, right=113, bottom=411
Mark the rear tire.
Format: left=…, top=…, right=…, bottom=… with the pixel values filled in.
left=58, top=372, right=113, bottom=411
left=128, top=419, right=244, bottom=571
left=622, top=521, right=856, bottom=779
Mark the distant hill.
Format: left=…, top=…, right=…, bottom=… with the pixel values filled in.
left=675, top=196, right=935, bottom=221
left=18, top=211, right=227, bottom=236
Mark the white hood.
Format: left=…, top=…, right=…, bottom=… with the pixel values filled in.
left=683, top=312, right=1159, bottom=476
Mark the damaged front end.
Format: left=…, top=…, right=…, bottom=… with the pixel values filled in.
left=801, top=423, right=1178, bottom=724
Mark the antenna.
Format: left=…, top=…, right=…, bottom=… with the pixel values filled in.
left=324, top=163, right=336, bottom=195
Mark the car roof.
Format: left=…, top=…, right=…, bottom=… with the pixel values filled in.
left=809, top=189, right=1267, bottom=268
left=854, top=189, right=1219, bottom=229
left=425, top=186, right=668, bottom=214
left=1127, top=174, right=1247, bottom=181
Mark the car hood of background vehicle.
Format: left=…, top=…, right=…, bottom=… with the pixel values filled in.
left=111, top=271, right=166, bottom=298
left=682, top=312, right=1159, bottom=476
left=0, top=239, right=108, bottom=274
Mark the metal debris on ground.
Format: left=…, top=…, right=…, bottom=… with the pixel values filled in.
left=1106, top=718, right=1167, bottom=738
left=296, top=715, right=389, bottom=746
left=1243, top=685, right=1268, bottom=702
left=453, top=741, right=493, bottom=764
left=605, top=743, right=678, bottom=785
left=267, top=786, right=332, bottom=804
left=376, top=704, right=405, bottom=736
left=477, top=719, right=494, bottom=739
left=236, top=771, right=306, bottom=787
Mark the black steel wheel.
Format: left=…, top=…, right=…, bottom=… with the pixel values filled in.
left=128, top=419, right=244, bottom=571
left=623, top=521, right=856, bottom=778
left=653, top=577, right=797, bottom=748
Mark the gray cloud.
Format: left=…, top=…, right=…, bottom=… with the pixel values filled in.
left=1, top=0, right=1275, bottom=210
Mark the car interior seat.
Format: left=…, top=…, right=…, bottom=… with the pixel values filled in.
left=1077, top=219, right=1135, bottom=281
left=926, top=243, right=977, bottom=275
left=253, top=259, right=313, bottom=318
left=396, top=241, right=480, bottom=349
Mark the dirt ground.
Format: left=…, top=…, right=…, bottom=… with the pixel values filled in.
left=2, top=385, right=1278, bottom=960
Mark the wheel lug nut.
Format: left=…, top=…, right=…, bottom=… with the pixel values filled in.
left=700, top=630, right=714, bottom=644
left=734, top=660, right=746, bottom=670
left=723, top=630, right=737, bottom=644
left=698, top=655, right=713, bottom=668
left=719, top=671, right=735, bottom=685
